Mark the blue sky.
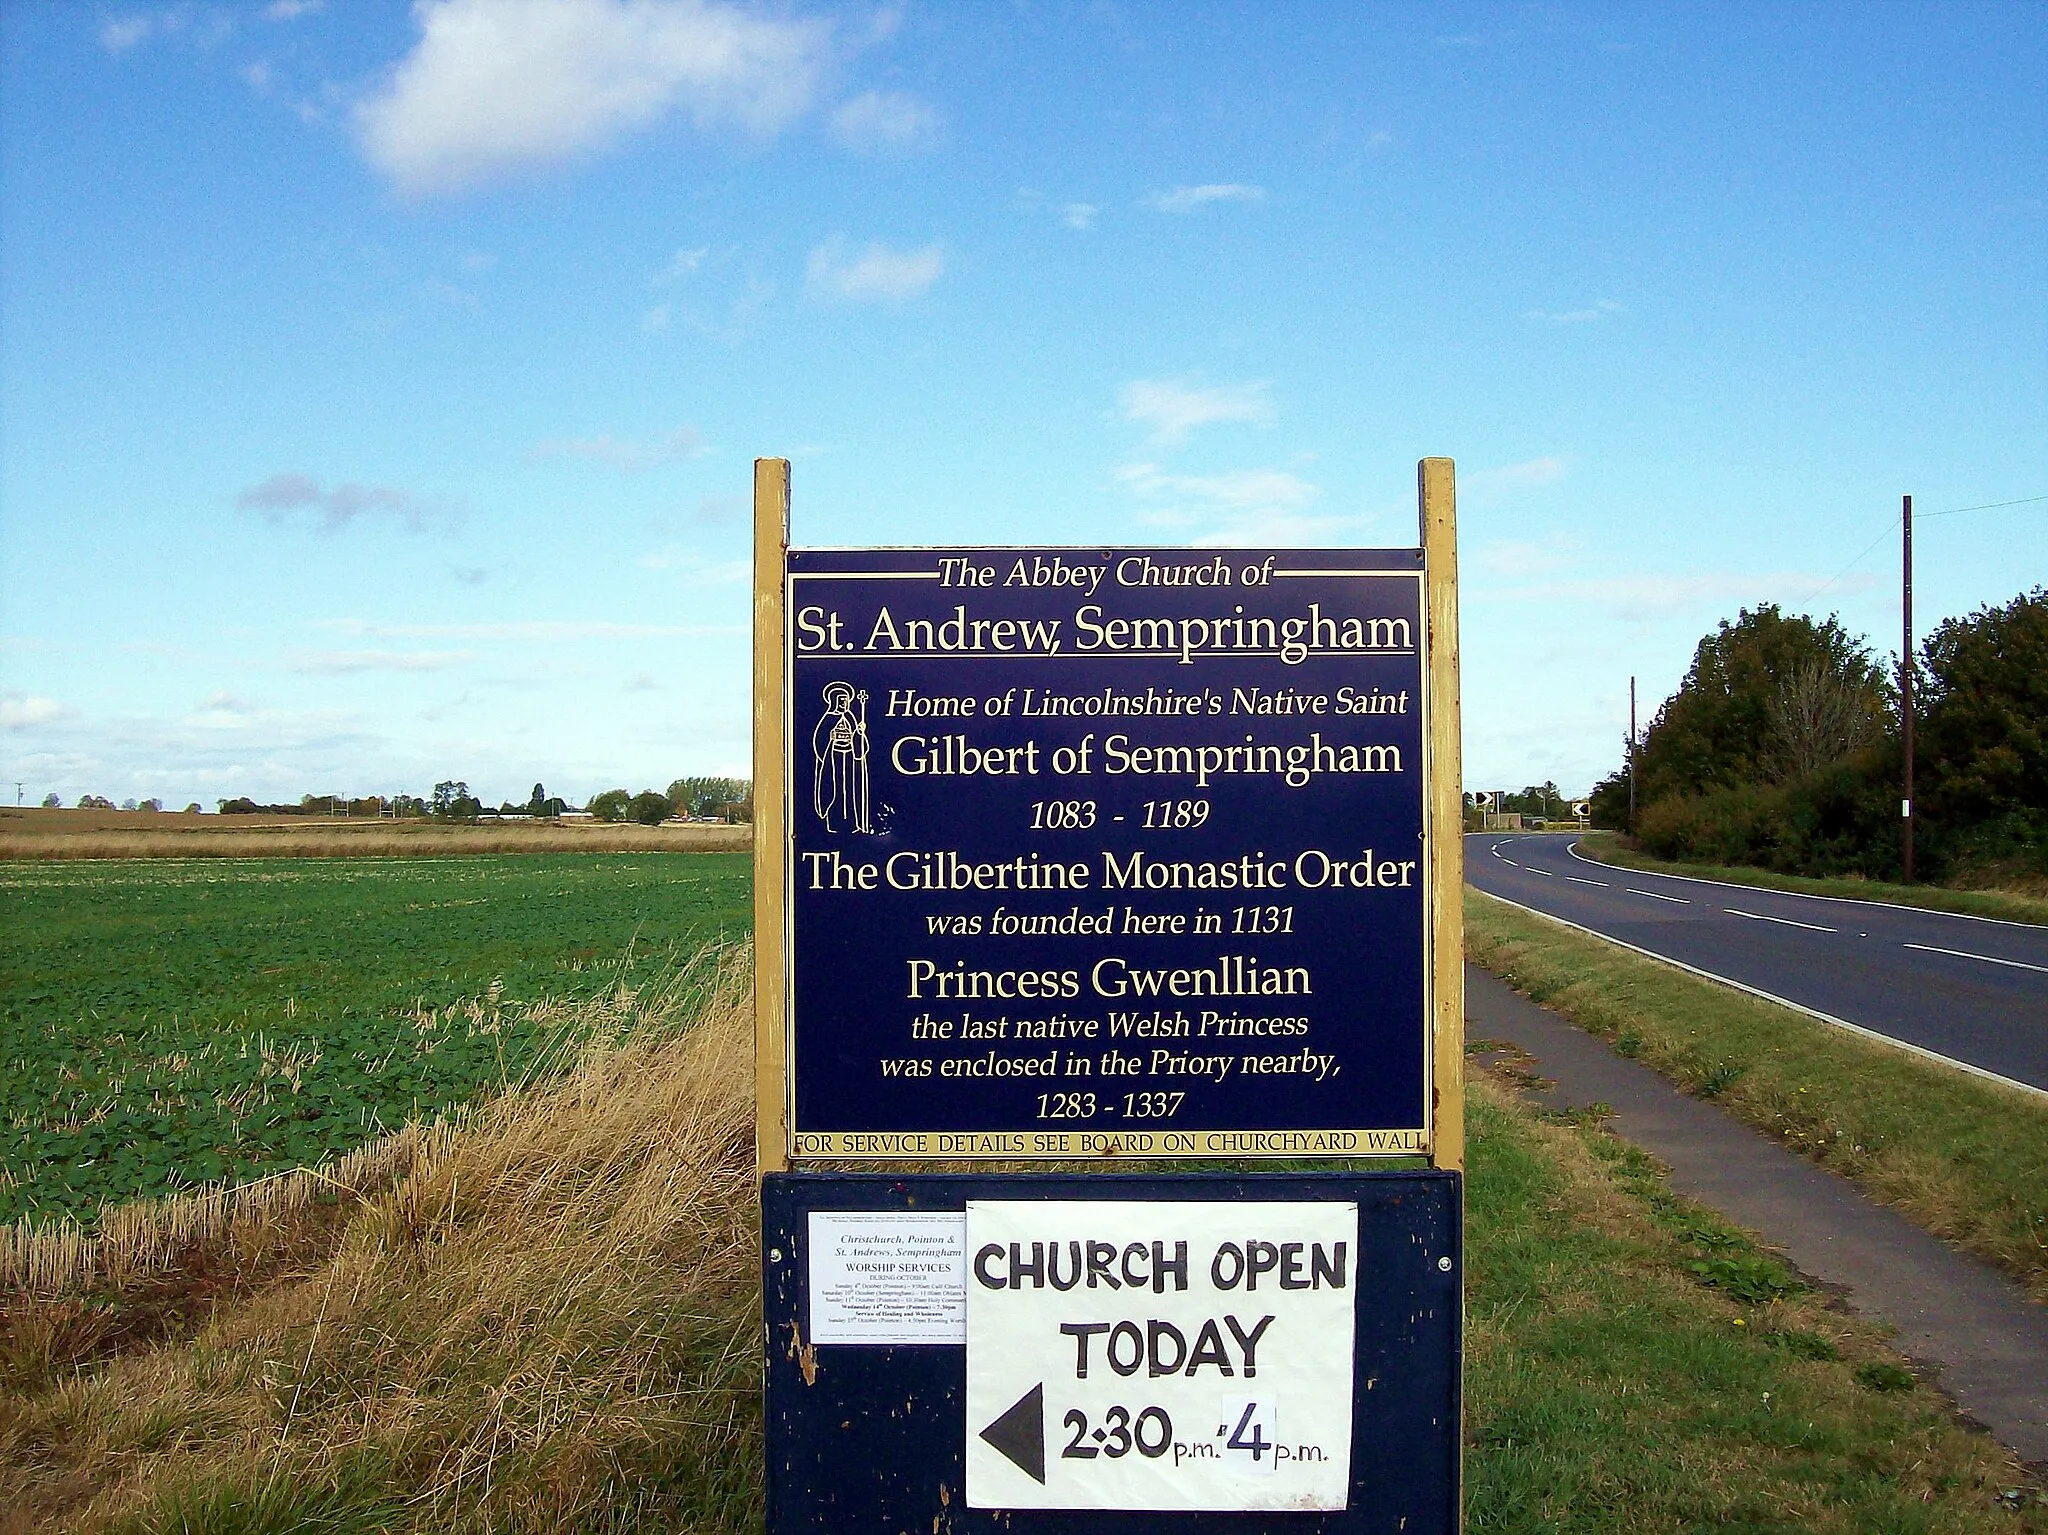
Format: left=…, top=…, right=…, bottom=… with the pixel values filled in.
left=2, top=0, right=2042, bottom=810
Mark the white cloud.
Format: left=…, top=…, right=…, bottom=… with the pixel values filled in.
left=1524, top=299, right=1624, bottom=325
left=1473, top=538, right=1575, bottom=578
left=287, top=649, right=478, bottom=674
left=1366, top=130, right=1393, bottom=150
left=863, top=3, right=904, bottom=43
left=806, top=237, right=944, bottom=302
left=418, top=276, right=480, bottom=309
left=530, top=424, right=703, bottom=470
left=354, top=0, right=832, bottom=198
left=661, top=244, right=710, bottom=278
left=1145, top=183, right=1265, bottom=213
left=1478, top=571, right=1879, bottom=622
left=1116, top=464, right=1320, bottom=513
left=1016, top=189, right=1099, bottom=230
left=1115, top=462, right=1347, bottom=545
left=828, top=89, right=940, bottom=153
left=266, top=0, right=324, bottom=18
left=640, top=250, right=772, bottom=337
left=635, top=545, right=750, bottom=581
left=1463, top=456, right=1569, bottom=502
left=235, top=473, right=460, bottom=532
left=98, top=6, right=234, bottom=53
left=0, top=694, right=70, bottom=729
left=315, top=619, right=744, bottom=641
left=185, top=693, right=269, bottom=730
left=100, top=14, right=158, bottom=52
left=1118, top=378, right=1273, bottom=447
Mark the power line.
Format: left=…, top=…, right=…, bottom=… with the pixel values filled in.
left=1922, top=492, right=2048, bottom=519
left=1805, top=516, right=1902, bottom=600
left=1803, top=490, right=2046, bottom=600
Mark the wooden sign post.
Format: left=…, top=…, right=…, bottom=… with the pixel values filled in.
left=753, top=456, right=792, bottom=1176
left=1421, top=457, right=1464, bottom=1174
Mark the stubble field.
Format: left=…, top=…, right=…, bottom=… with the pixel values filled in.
left=0, top=853, right=750, bottom=1226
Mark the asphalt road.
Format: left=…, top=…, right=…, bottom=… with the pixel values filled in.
left=1466, top=833, right=2048, bottom=1095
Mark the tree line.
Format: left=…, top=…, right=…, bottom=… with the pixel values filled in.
left=43, top=779, right=754, bottom=825
left=586, top=777, right=753, bottom=825
left=1588, top=588, right=2046, bottom=884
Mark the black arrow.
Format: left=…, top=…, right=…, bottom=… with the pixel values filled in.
left=978, top=1383, right=1045, bottom=1483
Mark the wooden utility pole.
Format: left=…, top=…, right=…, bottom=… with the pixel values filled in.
left=1901, top=494, right=1916, bottom=884
left=1628, top=676, right=1638, bottom=830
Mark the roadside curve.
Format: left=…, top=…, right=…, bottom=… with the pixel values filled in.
left=1465, top=833, right=2048, bottom=1096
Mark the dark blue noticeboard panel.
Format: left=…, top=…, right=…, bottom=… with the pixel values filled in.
left=784, top=548, right=1432, bottom=1158
left=762, top=1171, right=1462, bottom=1533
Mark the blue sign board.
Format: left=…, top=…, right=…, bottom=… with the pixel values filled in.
left=781, top=547, right=1434, bottom=1158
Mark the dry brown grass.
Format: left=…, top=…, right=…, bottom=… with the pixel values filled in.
left=0, top=947, right=759, bottom=1533
left=0, top=808, right=746, bottom=861
left=0, top=1122, right=457, bottom=1300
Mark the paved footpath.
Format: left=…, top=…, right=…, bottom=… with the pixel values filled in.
left=1467, top=965, right=2048, bottom=1467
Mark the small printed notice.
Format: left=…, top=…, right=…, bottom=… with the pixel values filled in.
left=808, top=1211, right=968, bottom=1344
left=964, top=1199, right=1356, bottom=1511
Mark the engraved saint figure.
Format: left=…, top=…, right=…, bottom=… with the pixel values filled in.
left=812, top=681, right=873, bottom=833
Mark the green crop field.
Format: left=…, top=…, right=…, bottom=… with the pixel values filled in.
left=0, top=854, right=750, bottom=1227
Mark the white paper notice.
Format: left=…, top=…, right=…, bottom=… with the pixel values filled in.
left=808, top=1211, right=968, bottom=1345
left=965, top=1200, right=1356, bottom=1512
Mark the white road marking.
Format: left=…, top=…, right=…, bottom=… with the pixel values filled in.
left=1565, top=875, right=1607, bottom=887
left=1727, top=908, right=1836, bottom=933
left=1557, top=837, right=2044, bottom=931
left=1501, top=858, right=1520, bottom=867
left=1528, top=867, right=1553, bottom=877
left=1628, top=888, right=1691, bottom=904
left=1904, top=942, right=2048, bottom=975
left=1468, top=887, right=2048, bottom=1102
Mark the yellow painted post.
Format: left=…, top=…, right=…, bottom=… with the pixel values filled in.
left=753, top=458, right=791, bottom=1176
left=1421, top=457, right=1465, bottom=1173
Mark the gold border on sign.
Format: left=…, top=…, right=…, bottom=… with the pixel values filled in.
left=775, top=543, right=1439, bottom=1162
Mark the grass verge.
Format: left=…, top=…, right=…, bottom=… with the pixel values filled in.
left=1465, top=1069, right=2044, bottom=1529
left=3, top=950, right=2041, bottom=1532
left=1469, top=886, right=2048, bottom=1304
left=1577, top=830, right=2048, bottom=926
